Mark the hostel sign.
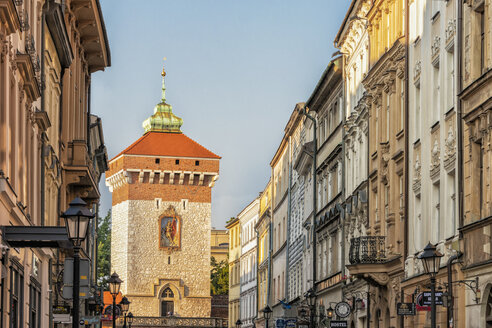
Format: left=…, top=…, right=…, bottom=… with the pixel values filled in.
left=317, top=273, right=343, bottom=292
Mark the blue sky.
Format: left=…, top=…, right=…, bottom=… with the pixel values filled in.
left=93, top=0, right=351, bottom=228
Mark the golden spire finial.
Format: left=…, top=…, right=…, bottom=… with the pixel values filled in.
left=162, top=57, right=167, bottom=77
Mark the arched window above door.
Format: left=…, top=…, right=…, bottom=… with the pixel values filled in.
left=161, top=288, right=174, bottom=299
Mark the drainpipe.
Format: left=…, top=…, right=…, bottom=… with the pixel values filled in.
left=457, top=0, right=464, bottom=233
left=340, top=74, right=346, bottom=280
left=40, top=6, right=46, bottom=227
left=447, top=252, right=462, bottom=327
left=404, top=0, right=410, bottom=262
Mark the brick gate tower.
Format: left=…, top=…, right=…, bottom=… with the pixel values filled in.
left=106, top=65, right=220, bottom=317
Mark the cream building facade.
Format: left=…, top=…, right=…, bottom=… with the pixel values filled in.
left=238, top=198, right=259, bottom=328
left=402, top=0, right=463, bottom=326
left=305, top=57, right=345, bottom=309
left=270, top=127, right=289, bottom=321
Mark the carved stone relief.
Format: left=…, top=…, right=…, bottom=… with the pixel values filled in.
left=431, top=36, right=441, bottom=68
left=443, top=128, right=457, bottom=172
left=430, top=140, right=440, bottom=181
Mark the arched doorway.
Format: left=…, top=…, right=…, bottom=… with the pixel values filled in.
left=160, top=287, right=175, bottom=316
left=384, top=308, right=390, bottom=328
left=375, top=309, right=381, bottom=328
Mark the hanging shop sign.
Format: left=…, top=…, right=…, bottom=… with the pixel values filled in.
left=329, top=321, right=348, bottom=328
left=334, top=302, right=351, bottom=318
left=397, top=303, right=416, bottom=316
left=317, top=273, right=343, bottom=292
left=420, top=291, right=443, bottom=306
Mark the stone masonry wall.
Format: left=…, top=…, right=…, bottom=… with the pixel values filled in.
left=111, top=201, right=129, bottom=289
left=111, top=199, right=212, bottom=317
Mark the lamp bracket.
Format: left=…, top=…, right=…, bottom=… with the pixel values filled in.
left=450, top=277, right=480, bottom=304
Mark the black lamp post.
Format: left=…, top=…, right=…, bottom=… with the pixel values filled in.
left=262, top=305, right=272, bottom=328
left=120, top=296, right=131, bottom=328
left=236, top=319, right=242, bottom=328
left=61, top=197, right=95, bottom=328
left=108, top=272, right=122, bottom=328
left=305, top=288, right=316, bottom=328
left=418, top=242, right=443, bottom=328
left=127, top=312, right=134, bottom=328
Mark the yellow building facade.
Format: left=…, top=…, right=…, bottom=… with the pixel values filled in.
left=347, top=0, right=407, bottom=327
left=227, top=218, right=241, bottom=328
left=211, top=229, right=229, bottom=265
left=255, top=180, right=271, bottom=328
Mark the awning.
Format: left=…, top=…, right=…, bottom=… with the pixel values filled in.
left=2, top=226, right=72, bottom=249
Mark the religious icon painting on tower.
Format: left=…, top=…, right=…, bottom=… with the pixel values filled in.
left=159, top=207, right=181, bottom=250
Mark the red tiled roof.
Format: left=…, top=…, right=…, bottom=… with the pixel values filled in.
left=111, top=132, right=221, bottom=161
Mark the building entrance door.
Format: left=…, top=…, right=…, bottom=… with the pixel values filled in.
left=161, top=301, right=174, bottom=316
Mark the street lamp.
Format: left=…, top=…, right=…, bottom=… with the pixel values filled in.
left=108, top=272, right=123, bottom=328
left=326, top=306, right=334, bottom=320
left=61, top=197, right=95, bottom=328
left=418, top=242, right=443, bottom=328
left=262, top=305, right=272, bottom=328
left=305, top=288, right=316, bottom=328
left=119, top=296, right=131, bottom=328
left=236, top=319, right=242, bottom=328
left=127, top=312, right=134, bottom=328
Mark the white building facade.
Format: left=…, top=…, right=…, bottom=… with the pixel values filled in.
left=239, top=198, right=259, bottom=328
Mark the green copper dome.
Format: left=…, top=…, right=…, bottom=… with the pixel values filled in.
left=142, top=66, right=183, bottom=133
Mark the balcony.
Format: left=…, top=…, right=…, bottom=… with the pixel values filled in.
left=0, top=0, right=20, bottom=34
left=349, top=236, right=386, bottom=264
left=64, top=141, right=101, bottom=201
left=347, top=236, right=402, bottom=286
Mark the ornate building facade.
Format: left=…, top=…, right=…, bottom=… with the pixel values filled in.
left=106, top=68, right=220, bottom=317
left=334, top=1, right=371, bottom=324
left=0, top=0, right=109, bottom=326
left=402, top=0, right=463, bottom=326
left=347, top=0, right=407, bottom=326
left=460, top=0, right=492, bottom=326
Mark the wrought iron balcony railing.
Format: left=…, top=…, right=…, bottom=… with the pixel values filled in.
left=25, top=33, right=35, bottom=54
left=349, top=236, right=386, bottom=264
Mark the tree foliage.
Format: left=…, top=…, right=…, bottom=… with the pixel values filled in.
left=97, top=210, right=112, bottom=289
left=210, top=256, right=229, bottom=295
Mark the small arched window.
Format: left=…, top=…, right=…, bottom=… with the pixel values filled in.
left=161, top=288, right=174, bottom=299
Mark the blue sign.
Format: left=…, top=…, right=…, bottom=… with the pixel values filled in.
left=275, top=319, right=286, bottom=328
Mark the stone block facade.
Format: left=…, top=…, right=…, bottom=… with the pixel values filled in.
left=112, top=199, right=212, bottom=317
